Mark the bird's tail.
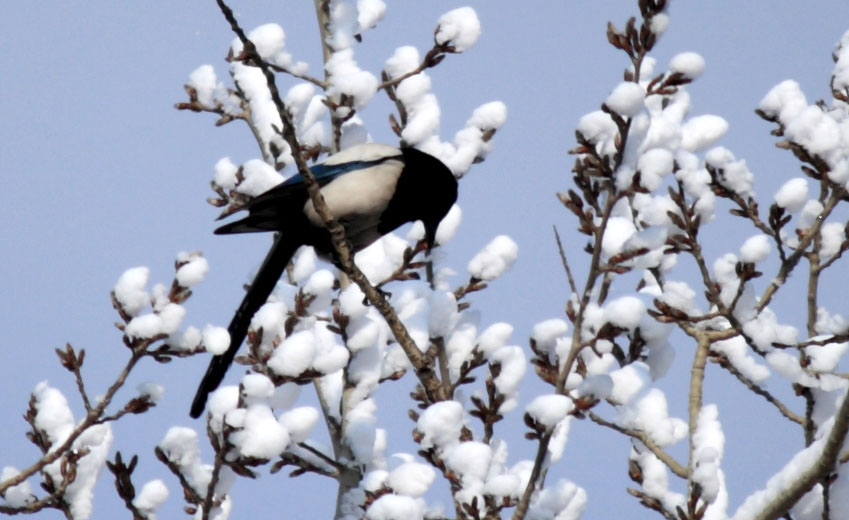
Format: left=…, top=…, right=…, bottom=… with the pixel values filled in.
left=190, top=234, right=301, bottom=418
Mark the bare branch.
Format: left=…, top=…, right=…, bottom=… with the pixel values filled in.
left=588, top=412, right=688, bottom=478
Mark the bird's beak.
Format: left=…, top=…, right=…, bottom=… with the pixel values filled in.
left=424, top=224, right=437, bottom=255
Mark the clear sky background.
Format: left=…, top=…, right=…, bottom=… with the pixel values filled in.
left=2, top=2, right=848, bottom=519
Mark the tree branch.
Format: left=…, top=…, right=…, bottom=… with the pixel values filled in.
left=589, top=412, right=688, bottom=478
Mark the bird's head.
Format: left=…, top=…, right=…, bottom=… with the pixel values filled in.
left=400, top=148, right=458, bottom=253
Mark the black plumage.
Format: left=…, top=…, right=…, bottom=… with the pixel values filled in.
left=190, top=144, right=457, bottom=418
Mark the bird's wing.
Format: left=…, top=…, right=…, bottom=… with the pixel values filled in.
left=215, top=155, right=401, bottom=235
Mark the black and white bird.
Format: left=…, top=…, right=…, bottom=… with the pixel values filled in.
left=190, top=143, right=458, bottom=418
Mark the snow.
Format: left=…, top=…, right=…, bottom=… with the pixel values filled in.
left=704, top=146, right=754, bottom=197
left=434, top=204, right=462, bottom=245
left=366, top=494, right=423, bottom=520
left=32, top=382, right=74, bottom=446
left=649, top=12, right=669, bottom=35
left=468, top=101, right=507, bottom=131
left=278, top=406, right=320, bottom=443
left=526, top=394, right=574, bottom=428
left=213, top=157, right=238, bottom=190
left=231, top=23, right=292, bottom=69
left=326, top=49, right=378, bottom=108
left=230, top=405, right=290, bottom=459
left=176, top=252, right=209, bottom=287
left=739, top=234, right=771, bottom=263
left=339, top=284, right=368, bottom=320
left=774, top=177, right=809, bottom=213
left=527, top=479, right=587, bottom=520
left=125, top=303, right=186, bottom=340
left=680, top=115, right=729, bottom=152
left=531, top=319, right=568, bottom=352
left=758, top=80, right=808, bottom=123
left=384, top=46, right=420, bottom=79
left=357, top=0, right=386, bottom=32
left=798, top=199, right=825, bottom=230
left=445, top=441, right=492, bottom=501
left=237, top=159, right=285, bottom=197
left=435, top=7, right=481, bottom=52
left=59, top=423, right=113, bottom=520
left=577, top=110, right=618, bottom=156
left=241, top=373, right=274, bottom=403
left=137, top=382, right=164, bottom=404
left=804, top=339, right=849, bottom=372
left=785, top=106, right=841, bottom=156
left=631, top=448, right=686, bottom=513
left=601, top=217, right=636, bottom=257
left=766, top=350, right=812, bottom=386
left=711, top=336, right=770, bottom=383
left=345, top=398, right=378, bottom=463
left=268, top=329, right=315, bottom=377
left=484, top=473, right=521, bottom=498
left=401, top=93, right=440, bottom=146
left=669, top=52, right=706, bottom=80
left=250, top=301, right=287, bottom=349
left=619, top=388, right=687, bottom=447
left=692, top=405, right=725, bottom=503
left=0, top=467, right=33, bottom=507
left=113, top=266, right=150, bottom=316
left=386, top=461, right=435, bottom=497
left=467, top=235, right=518, bottom=280
left=428, top=290, right=458, bottom=338
left=417, top=400, right=464, bottom=449
left=833, top=30, right=849, bottom=89
left=304, top=269, right=336, bottom=312
left=636, top=148, right=674, bottom=191
left=606, top=82, right=645, bottom=117
left=445, top=314, right=478, bottom=378
left=603, top=296, right=646, bottom=330
left=132, top=480, right=169, bottom=519
left=490, top=345, right=526, bottom=413
left=608, top=363, right=652, bottom=405
left=159, top=427, right=203, bottom=470
left=187, top=65, right=218, bottom=106
left=820, top=222, right=845, bottom=258
left=479, top=322, right=514, bottom=356
left=202, top=325, right=230, bottom=355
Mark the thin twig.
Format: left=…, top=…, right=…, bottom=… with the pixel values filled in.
left=757, top=189, right=844, bottom=313
left=588, top=412, right=688, bottom=478
left=710, top=354, right=805, bottom=426
left=553, top=225, right=578, bottom=295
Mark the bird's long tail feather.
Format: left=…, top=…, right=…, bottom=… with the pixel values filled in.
left=190, top=234, right=300, bottom=418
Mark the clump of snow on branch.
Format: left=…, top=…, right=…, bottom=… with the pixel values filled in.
left=692, top=405, right=726, bottom=505
left=669, top=52, right=706, bottom=80
left=435, top=7, right=481, bottom=52
left=113, top=266, right=150, bottom=317
left=527, top=479, right=587, bottom=520
left=132, top=480, right=169, bottom=519
left=31, top=382, right=113, bottom=520
left=159, top=427, right=222, bottom=497
left=176, top=251, right=209, bottom=288
left=467, top=235, right=518, bottom=280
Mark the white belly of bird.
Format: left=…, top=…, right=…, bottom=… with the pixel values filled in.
left=303, top=159, right=404, bottom=248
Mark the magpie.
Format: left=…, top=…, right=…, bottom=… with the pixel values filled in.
left=190, top=143, right=458, bottom=418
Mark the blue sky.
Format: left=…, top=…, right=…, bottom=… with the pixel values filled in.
left=2, top=1, right=848, bottom=518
